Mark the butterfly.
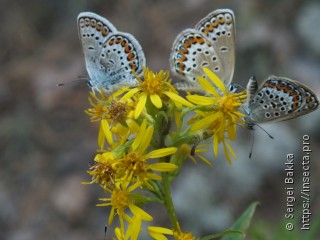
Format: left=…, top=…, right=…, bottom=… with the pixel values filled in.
left=243, top=75, right=319, bottom=128
left=77, top=12, right=146, bottom=93
left=170, top=9, right=237, bottom=92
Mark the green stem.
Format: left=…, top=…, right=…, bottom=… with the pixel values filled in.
left=162, top=171, right=178, bottom=230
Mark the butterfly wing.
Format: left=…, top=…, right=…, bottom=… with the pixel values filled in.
left=290, top=79, right=319, bottom=114
left=195, top=9, right=236, bottom=85
left=78, top=12, right=146, bottom=92
left=92, top=32, right=146, bottom=92
left=77, top=12, right=117, bottom=84
left=245, top=76, right=319, bottom=125
left=170, top=29, right=224, bottom=92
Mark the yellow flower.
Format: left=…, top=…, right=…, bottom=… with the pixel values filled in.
left=116, top=120, right=178, bottom=189
left=98, top=181, right=152, bottom=231
left=84, top=151, right=117, bottom=189
left=179, top=144, right=212, bottom=166
left=121, top=67, right=193, bottom=119
left=148, top=226, right=197, bottom=240
left=85, top=89, right=137, bottom=150
left=87, top=120, right=178, bottom=190
left=187, top=68, right=246, bottom=163
left=85, top=89, right=133, bottom=121
left=85, top=91, right=109, bottom=121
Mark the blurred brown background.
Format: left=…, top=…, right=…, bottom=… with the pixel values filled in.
left=1, top=0, right=320, bottom=239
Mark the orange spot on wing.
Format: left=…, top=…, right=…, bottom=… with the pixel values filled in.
left=291, top=94, right=299, bottom=110
left=96, top=22, right=102, bottom=31
left=102, top=27, right=108, bottom=36
left=109, top=38, right=115, bottom=45
left=178, top=62, right=185, bottom=75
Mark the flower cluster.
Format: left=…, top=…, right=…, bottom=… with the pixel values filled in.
left=187, top=68, right=246, bottom=163
left=84, top=67, right=246, bottom=239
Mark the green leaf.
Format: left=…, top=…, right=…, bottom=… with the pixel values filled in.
left=220, top=202, right=259, bottom=240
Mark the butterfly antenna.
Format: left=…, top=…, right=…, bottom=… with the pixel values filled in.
left=104, top=225, right=108, bottom=240
left=56, top=76, right=89, bottom=87
left=249, top=130, right=255, bottom=159
left=255, top=124, right=274, bottom=139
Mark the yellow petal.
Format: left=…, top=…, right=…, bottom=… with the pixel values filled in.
left=224, top=113, right=236, bottom=140
left=228, top=122, right=237, bottom=141
left=121, top=87, right=140, bottom=101
left=108, top=207, right=115, bottom=225
left=139, top=125, right=154, bottom=153
left=148, top=226, right=173, bottom=235
left=149, top=163, right=177, bottom=172
left=148, top=226, right=174, bottom=240
left=150, top=94, right=162, bottom=108
left=190, top=114, right=219, bottom=132
left=145, top=147, right=177, bottom=158
left=114, top=227, right=123, bottom=239
left=223, top=141, right=232, bottom=164
left=126, top=119, right=140, bottom=133
left=149, top=232, right=168, bottom=240
left=186, top=94, right=215, bottom=105
left=113, top=86, right=130, bottom=98
left=129, top=204, right=153, bottom=221
left=129, top=214, right=142, bottom=240
left=101, top=119, right=113, bottom=144
left=225, top=141, right=236, bottom=159
left=197, top=76, right=219, bottom=97
left=127, top=181, right=142, bottom=193
left=132, top=119, right=147, bottom=151
left=97, top=123, right=105, bottom=150
left=213, top=134, right=219, bottom=157
left=135, top=93, right=147, bottom=119
left=197, top=154, right=213, bottom=166
left=203, top=67, right=227, bottom=94
left=163, top=91, right=194, bottom=107
left=146, top=172, right=162, bottom=180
